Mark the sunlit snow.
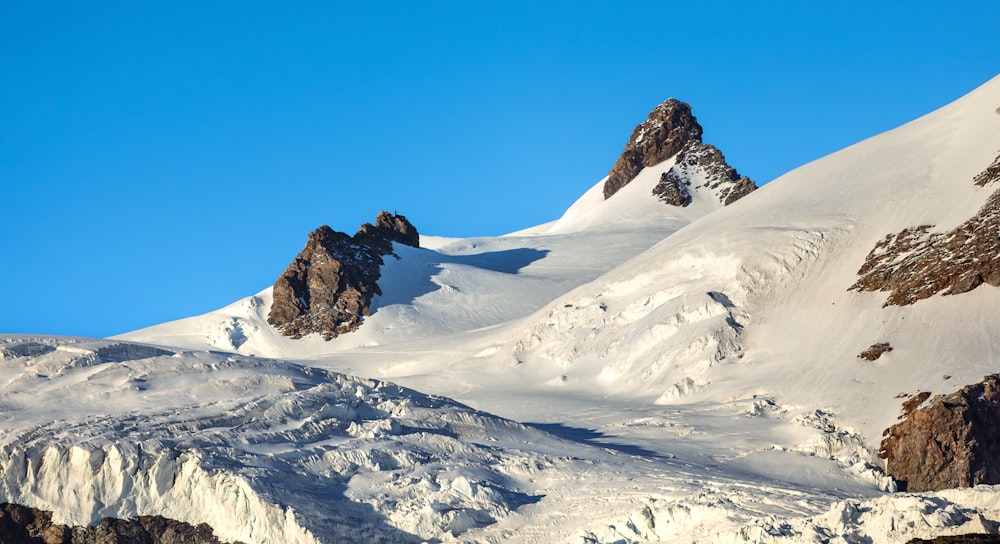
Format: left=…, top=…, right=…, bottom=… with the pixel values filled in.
left=3, top=75, right=999, bottom=542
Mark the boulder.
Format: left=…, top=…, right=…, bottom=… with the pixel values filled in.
left=858, top=342, right=893, bottom=361
left=880, top=375, right=1000, bottom=492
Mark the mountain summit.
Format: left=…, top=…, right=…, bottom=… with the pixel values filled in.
left=603, top=98, right=755, bottom=205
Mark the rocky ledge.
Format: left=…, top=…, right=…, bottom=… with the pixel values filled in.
left=604, top=98, right=755, bottom=206
left=880, top=375, right=1000, bottom=492
left=267, top=211, right=419, bottom=340
left=0, top=503, right=239, bottom=544
left=851, top=152, right=1000, bottom=306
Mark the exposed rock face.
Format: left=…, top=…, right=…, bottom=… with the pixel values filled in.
left=906, top=533, right=1000, bottom=544
left=851, top=154, right=1000, bottom=305
left=604, top=98, right=703, bottom=200
left=880, top=375, right=1000, bottom=492
left=605, top=99, right=756, bottom=206
left=651, top=141, right=757, bottom=206
left=720, top=175, right=757, bottom=205
left=653, top=170, right=691, bottom=206
left=267, top=212, right=419, bottom=340
left=858, top=342, right=893, bottom=361
left=974, top=152, right=1000, bottom=187
left=355, top=210, right=421, bottom=253
left=0, top=503, right=238, bottom=544
left=907, top=536, right=1000, bottom=544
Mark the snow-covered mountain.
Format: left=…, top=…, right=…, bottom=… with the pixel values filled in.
left=4, top=76, right=1000, bottom=543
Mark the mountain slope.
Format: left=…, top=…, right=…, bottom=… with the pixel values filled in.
left=42, top=75, right=1000, bottom=542
left=276, top=75, right=1000, bottom=541
left=462, top=74, right=1000, bottom=435
left=120, top=106, right=747, bottom=356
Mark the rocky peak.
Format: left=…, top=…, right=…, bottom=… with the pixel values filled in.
left=604, top=98, right=703, bottom=200
left=267, top=211, right=420, bottom=340
left=880, top=375, right=1000, bottom=492
left=355, top=211, right=420, bottom=253
left=604, top=99, right=756, bottom=206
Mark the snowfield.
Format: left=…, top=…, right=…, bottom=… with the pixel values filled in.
left=3, top=75, right=999, bottom=542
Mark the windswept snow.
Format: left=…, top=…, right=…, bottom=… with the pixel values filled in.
left=24, top=74, right=1000, bottom=542
left=121, top=154, right=717, bottom=357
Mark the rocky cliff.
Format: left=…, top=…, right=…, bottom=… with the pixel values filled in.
left=880, top=375, right=1000, bottom=492
left=0, top=503, right=238, bottom=544
left=851, top=152, right=1000, bottom=306
left=267, top=211, right=419, bottom=340
left=604, top=98, right=755, bottom=206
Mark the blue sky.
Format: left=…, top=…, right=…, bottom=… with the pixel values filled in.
left=2, top=1, right=998, bottom=337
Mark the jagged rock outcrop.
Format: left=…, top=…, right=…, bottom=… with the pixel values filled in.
left=0, top=503, right=238, bottom=544
left=858, top=342, right=893, bottom=361
left=651, top=141, right=756, bottom=206
left=851, top=153, right=1000, bottom=305
left=880, top=375, right=1000, bottom=492
left=908, top=536, right=1000, bottom=544
left=653, top=170, right=692, bottom=206
left=604, top=98, right=703, bottom=200
left=355, top=210, right=420, bottom=254
left=974, top=152, right=1000, bottom=187
left=267, top=212, right=419, bottom=340
left=604, top=99, right=756, bottom=206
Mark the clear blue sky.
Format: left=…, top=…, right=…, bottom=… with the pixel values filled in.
left=2, top=1, right=998, bottom=337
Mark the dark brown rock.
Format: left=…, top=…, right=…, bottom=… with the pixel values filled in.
left=268, top=211, right=419, bottom=340
left=354, top=211, right=420, bottom=253
left=974, top=151, right=1000, bottom=187
left=652, top=141, right=757, bottom=206
left=907, top=534, right=1000, bottom=543
left=858, top=342, right=893, bottom=361
left=720, top=176, right=757, bottom=206
left=652, top=171, right=692, bottom=206
left=880, top=375, right=1000, bottom=492
left=850, top=155, right=1000, bottom=306
left=0, top=503, right=66, bottom=544
left=0, top=503, right=237, bottom=544
left=900, top=391, right=931, bottom=418
left=604, top=99, right=703, bottom=199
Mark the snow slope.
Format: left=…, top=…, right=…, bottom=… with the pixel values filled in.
left=121, top=153, right=718, bottom=357
left=12, top=74, right=1000, bottom=542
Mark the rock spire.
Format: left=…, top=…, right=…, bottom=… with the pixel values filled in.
left=604, top=98, right=755, bottom=206
left=267, top=211, right=419, bottom=340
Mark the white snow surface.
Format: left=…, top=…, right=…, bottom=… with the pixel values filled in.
left=5, top=74, right=998, bottom=542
